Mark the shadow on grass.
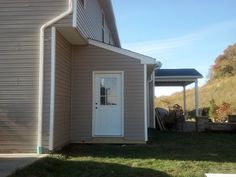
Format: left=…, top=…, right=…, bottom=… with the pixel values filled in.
left=62, top=131, right=236, bottom=163
left=10, top=157, right=170, bottom=177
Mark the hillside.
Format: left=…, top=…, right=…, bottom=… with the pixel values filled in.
left=155, top=43, right=236, bottom=113
left=155, top=75, right=236, bottom=111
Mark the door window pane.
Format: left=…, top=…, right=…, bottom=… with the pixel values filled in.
left=100, top=77, right=117, bottom=105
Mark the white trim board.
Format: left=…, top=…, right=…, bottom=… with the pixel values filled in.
left=88, top=39, right=158, bottom=65
left=49, top=27, right=56, bottom=151
left=144, top=64, right=148, bottom=141
left=72, top=0, right=77, bottom=27
left=205, top=174, right=236, bottom=177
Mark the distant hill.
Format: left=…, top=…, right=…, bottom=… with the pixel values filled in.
left=155, top=43, right=236, bottom=112
left=155, top=75, right=236, bottom=111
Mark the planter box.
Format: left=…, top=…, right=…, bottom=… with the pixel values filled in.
left=196, top=116, right=209, bottom=132
left=207, top=122, right=236, bottom=132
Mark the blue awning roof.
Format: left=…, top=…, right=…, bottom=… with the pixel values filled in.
left=155, top=68, right=203, bottom=78
left=155, top=68, right=203, bottom=86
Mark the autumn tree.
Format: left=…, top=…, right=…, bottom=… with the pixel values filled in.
left=209, top=43, right=236, bottom=80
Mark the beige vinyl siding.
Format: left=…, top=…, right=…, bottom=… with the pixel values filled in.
left=55, top=14, right=72, bottom=27
left=0, top=0, right=72, bottom=153
left=71, top=45, right=145, bottom=143
left=53, top=31, right=72, bottom=149
left=148, top=80, right=154, bottom=128
left=76, top=0, right=114, bottom=45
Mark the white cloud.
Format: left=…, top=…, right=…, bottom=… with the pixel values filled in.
left=123, top=34, right=197, bottom=54
left=122, top=20, right=236, bottom=56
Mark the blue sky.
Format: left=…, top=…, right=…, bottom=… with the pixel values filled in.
left=112, top=0, right=236, bottom=96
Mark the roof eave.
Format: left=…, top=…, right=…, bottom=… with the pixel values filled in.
left=88, top=39, right=158, bottom=65
left=156, top=75, right=203, bottom=79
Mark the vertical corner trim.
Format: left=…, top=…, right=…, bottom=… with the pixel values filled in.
left=144, top=64, right=148, bottom=141
left=49, top=27, right=56, bottom=151
left=72, top=0, right=77, bottom=27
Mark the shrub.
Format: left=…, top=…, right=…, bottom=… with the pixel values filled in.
left=215, top=102, right=231, bottom=122
left=209, top=99, right=219, bottom=121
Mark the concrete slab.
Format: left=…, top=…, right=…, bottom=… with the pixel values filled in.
left=0, top=154, right=47, bottom=177
left=205, top=174, right=236, bottom=177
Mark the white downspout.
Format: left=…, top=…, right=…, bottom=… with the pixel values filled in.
left=37, top=0, right=73, bottom=154
left=49, top=27, right=56, bottom=151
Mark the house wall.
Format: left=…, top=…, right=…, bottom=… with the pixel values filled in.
left=0, top=0, right=72, bottom=153
left=53, top=31, right=72, bottom=149
left=76, top=0, right=115, bottom=45
left=71, top=45, right=145, bottom=143
left=0, top=0, right=122, bottom=152
left=148, top=80, right=155, bottom=128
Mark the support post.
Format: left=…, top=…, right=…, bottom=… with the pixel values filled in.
left=153, top=71, right=156, bottom=129
left=147, top=81, right=150, bottom=128
left=195, top=80, right=199, bottom=117
left=183, top=85, right=187, bottom=120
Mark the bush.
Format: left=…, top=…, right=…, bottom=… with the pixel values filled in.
left=215, top=102, right=231, bottom=123
left=209, top=100, right=232, bottom=123
left=209, top=99, right=219, bottom=121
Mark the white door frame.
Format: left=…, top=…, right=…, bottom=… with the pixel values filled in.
left=92, top=71, right=124, bottom=137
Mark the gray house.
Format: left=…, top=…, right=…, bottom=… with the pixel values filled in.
left=0, top=0, right=161, bottom=154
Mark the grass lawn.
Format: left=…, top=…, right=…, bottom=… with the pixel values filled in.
left=10, top=130, right=236, bottom=177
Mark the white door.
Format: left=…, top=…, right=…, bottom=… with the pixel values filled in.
left=93, top=72, right=123, bottom=136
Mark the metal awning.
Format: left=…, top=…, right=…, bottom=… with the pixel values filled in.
left=154, top=68, right=203, bottom=117
left=155, top=68, right=203, bottom=86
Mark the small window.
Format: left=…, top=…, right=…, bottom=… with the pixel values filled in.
left=102, top=11, right=105, bottom=42
left=100, top=78, right=117, bottom=105
left=80, top=0, right=86, bottom=8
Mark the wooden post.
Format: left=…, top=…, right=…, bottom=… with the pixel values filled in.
left=195, top=80, right=199, bottom=117
left=183, top=85, right=187, bottom=120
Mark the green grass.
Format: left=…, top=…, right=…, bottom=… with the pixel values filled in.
left=10, top=130, right=236, bottom=177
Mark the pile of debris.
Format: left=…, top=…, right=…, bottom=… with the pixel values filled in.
left=155, top=104, right=185, bottom=131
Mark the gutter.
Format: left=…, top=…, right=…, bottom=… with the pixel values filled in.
left=37, top=0, right=74, bottom=154
left=155, top=61, right=162, bottom=70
